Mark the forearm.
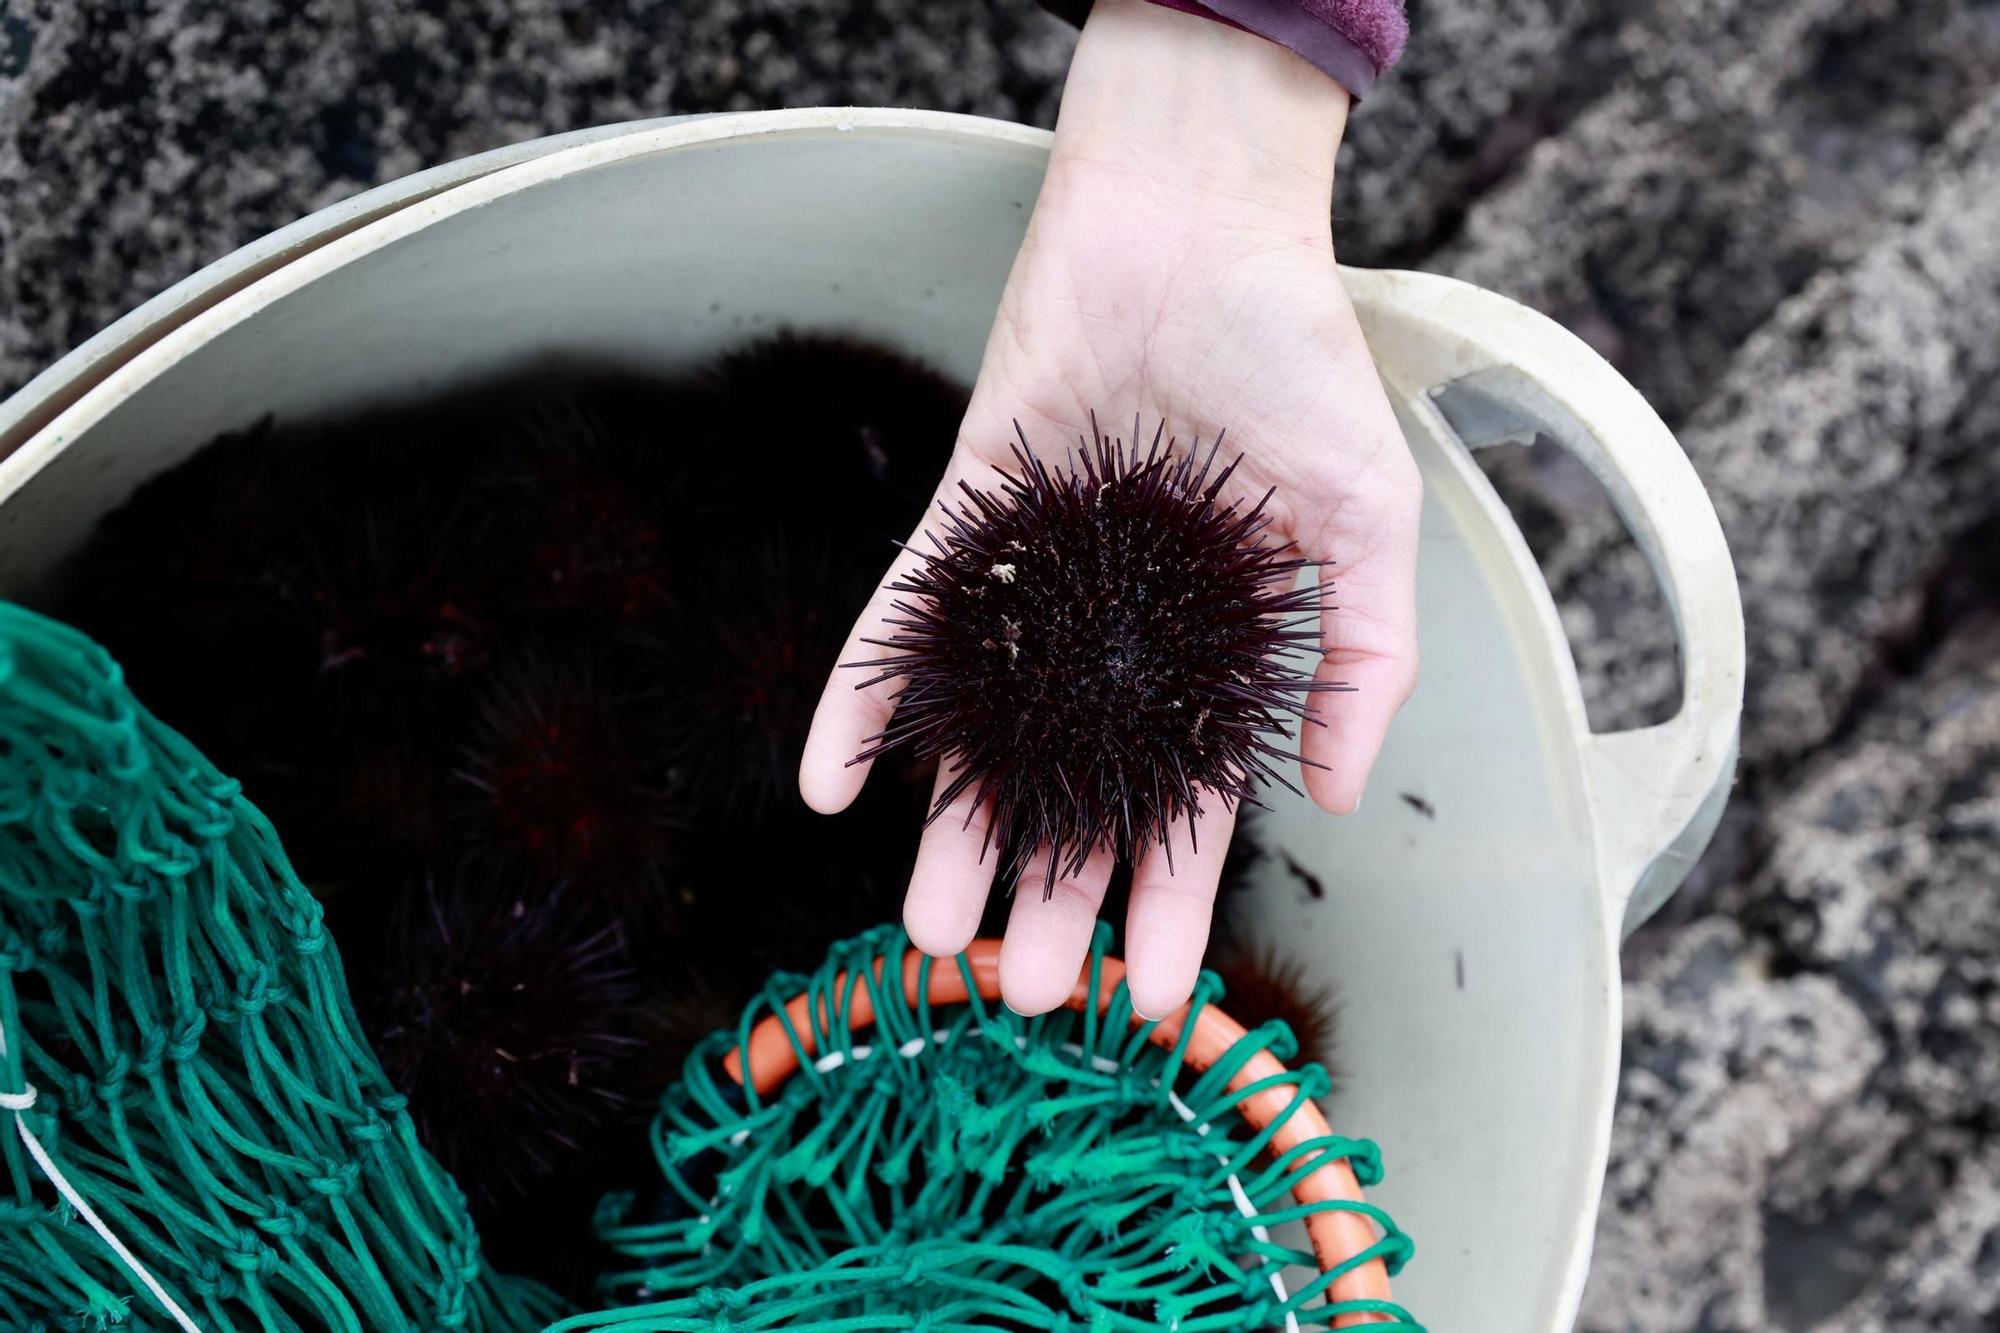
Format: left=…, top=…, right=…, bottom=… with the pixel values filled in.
left=1041, top=0, right=1405, bottom=100
left=1049, top=0, right=1348, bottom=242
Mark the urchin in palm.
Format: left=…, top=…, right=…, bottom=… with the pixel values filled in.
left=848, top=418, right=1346, bottom=894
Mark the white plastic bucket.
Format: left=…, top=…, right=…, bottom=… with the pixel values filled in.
left=0, top=108, right=1744, bottom=1331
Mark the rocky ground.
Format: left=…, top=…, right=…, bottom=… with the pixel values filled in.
left=3, top=1, right=1998, bottom=1328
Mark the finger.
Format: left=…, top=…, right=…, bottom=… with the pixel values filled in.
left=902, top=760, right=1001, bottom=958
left=798, top=452, right=985, bottom=815
left=1300, top=452, right=1422, bottom=816
left=999, top=840, right=1119, bottom=1016
left=1122, top=798, right=1236, bottom=1021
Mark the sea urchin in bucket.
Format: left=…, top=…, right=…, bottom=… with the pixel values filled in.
left=850, top=421, right=1341, bottom=891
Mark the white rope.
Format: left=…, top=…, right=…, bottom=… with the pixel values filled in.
left=0, top=1024, right=203, bottom=1332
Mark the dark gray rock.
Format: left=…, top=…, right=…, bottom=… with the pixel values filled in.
left=1586, top=607, right=2000, bottom=1332
left=1581, top=917, right=1884, bottom=1331
left=1334, top=0, right=1630, bottom=265
left=1431, top=0, right=2000, bottom=426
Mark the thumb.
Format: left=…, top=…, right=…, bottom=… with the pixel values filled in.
left=1296, top=443, right=1422, bottom=815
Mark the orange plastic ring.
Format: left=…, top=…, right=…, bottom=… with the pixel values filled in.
left=722, top=939, right=1394, bottom=1325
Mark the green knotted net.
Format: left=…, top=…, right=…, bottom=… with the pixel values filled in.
left=557, top=925, right=1425, bottom=1333
left=0, top=603, right=559, bottom=1331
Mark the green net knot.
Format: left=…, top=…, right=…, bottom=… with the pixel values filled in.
left=221, top=1226, right=280, bottom=1277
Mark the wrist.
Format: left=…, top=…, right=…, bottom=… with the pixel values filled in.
left=1051, top=0, right=1348, bottom=232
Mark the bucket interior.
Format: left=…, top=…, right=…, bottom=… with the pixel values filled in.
left=0, top=119, right=1617, bottom=1330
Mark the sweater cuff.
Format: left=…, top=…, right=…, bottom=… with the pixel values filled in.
left=1038, top=0, right=1405, bottom=99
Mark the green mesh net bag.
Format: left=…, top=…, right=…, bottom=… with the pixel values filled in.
left=0, top=604, right=558, bottom=1331
left=557, top=925, right=1424, bottom=1332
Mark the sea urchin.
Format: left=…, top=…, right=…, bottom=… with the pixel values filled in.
left=849, top=419, right=1344, bottom=893
left=369, top=870, right=645, bottom=1210
left=1210, top=942, right=1343, bottom=1077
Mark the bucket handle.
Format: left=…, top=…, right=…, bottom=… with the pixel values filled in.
left=1348, top=268, right=1746, bottom=937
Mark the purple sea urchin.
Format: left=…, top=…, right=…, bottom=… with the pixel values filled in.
left=849, top=420, right=1343, bottom=892
left=671, top=534, right=857, bottom=819
left=370, top=872, right=645, bottom=1210
left=1210, top=942, right=1343, bottom=1077
left=454, top=650, right=677, bottom=890
left=471, top=388, right=680, bottom=628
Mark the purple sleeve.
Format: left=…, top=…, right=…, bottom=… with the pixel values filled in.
left=1039, top=0, right=1408, bottom=98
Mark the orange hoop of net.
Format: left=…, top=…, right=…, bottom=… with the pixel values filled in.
left=724, top=937, right=1396, bottom=1326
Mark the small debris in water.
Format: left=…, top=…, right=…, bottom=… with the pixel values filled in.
left=1455, top=949, right=1465, bottom=991
left=1280, top=851, right=1325, bottom=902
left=1400, top=792, right=1436, bottom=819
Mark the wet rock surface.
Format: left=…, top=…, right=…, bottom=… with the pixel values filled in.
left=4, top=1, right=1998, bottom=1326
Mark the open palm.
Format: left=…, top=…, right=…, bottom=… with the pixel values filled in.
left=801, top=3, right=1421, bottom=1019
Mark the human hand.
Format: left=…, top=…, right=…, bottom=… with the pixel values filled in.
left=800, top=0, right=1421, bottom=1019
